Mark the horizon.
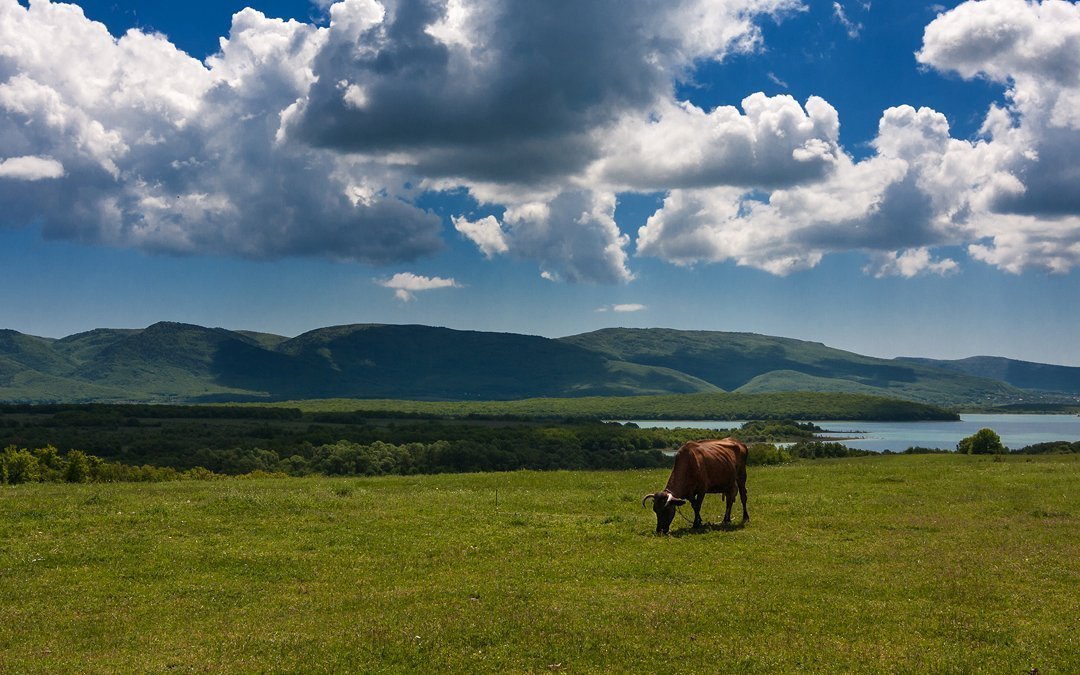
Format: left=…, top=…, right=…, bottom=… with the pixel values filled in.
left=2, top=1, right=1079, bottom=366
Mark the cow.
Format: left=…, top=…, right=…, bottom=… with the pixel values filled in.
left=642, top=438, right=749, bottom=534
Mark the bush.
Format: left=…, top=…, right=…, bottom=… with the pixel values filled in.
left=747, top=443, right=793, bottom=466
left=2, top=446, right=41, bottom=484
left=957, top=428, right=1006, bottom=454
left=902, top=446, right=952, bottom=454
left=1013, top=441, right=1080, bottom=455
left=787, top=441, right=873, bottom=459
left=64, top=450, right=91, bottom=483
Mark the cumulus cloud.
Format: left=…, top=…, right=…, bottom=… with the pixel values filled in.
left=0, top=0, right=441, bottom=264
left=377, top=271, right=460, bottom=301
left=2, top=0, right=1078, bottom=283
left=452, top=215, right=507, bottom=258
left=287, top=0, right=803, bottom=183
left=864, top=248, right=959, bottom=278
left=497, top=191, right=628, bottom=284
left=916, top=0, right=1080, bottom=272
left=637, top=0, right=1080, bottom=276
left=595, top=94, right=841, bottom=191
left=637, top=103, right=1003, bottom=274
left=0, top=155, right=64, bottom=180
left=0, top=0, right=808, bottom=282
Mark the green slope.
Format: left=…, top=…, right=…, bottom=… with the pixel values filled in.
left=560, top=327, right=1026, bottom=406
left=0, top=322, right=1071, bottom=406
left=735, top=369, right=889, bottom=396
left=0, top=329, right=72, bottom=375
left=0, top=323, right=720, bottom=403
left=272, top=324, right=719, bottom=400
left=899, top=355, right=1080, bottom=395
left=270, top=391, right=957, bottom=420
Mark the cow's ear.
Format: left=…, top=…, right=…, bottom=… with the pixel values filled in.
left=670, top=497, right=687, bottom=506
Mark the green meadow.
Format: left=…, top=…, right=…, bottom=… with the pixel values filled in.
left=1, top=454, right=1077, bottom=673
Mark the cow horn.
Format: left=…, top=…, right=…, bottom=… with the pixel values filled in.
left=641, top=493, right=655, bottom=507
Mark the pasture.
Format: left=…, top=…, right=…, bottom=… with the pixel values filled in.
left=1, top=454, right=1077, bottom=672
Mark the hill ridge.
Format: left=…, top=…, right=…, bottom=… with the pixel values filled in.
left=1, top=322, right=1077, bottom=406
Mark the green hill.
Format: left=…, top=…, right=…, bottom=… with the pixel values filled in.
left=0, top=322, right=1074, bottom=407
left=898, top=355, right=1080, bottom=395
left=560, top=328, right=1028, bottom=406
left=270, top=324, right=719, bottom=400
left=0, top=322, right=719, bottom=403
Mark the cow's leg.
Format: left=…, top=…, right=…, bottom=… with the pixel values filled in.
left=722, top=486, right=735, bottom=524
left=738, top=468, right=749, bottom=522
left=690, top=493, right=704, bottom=528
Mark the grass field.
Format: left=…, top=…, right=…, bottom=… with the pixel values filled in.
left=1, top=454, right=1077, bottom=672
left=257, top=391, right=958, bottom=421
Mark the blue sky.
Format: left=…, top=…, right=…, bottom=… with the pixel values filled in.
left=1, top=0, right=1079, bottom=365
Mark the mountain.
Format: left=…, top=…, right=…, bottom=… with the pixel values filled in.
left=0, top=322, right=1076, bottom=406
left=267, top=324, right=718, bottom=400
left=0, top=322, right=718, bottom=403
left=897, top=356, right=1080, bottom=395
left=558, top=328, right=1030, bottom=406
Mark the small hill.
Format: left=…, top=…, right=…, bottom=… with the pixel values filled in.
left=0, top=329, right=71, bottom=375
left=898, top=356, right=1080, bottom=395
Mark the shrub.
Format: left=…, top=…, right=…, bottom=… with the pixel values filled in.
left=747, top=443, right=792, bottom=466
left=1013, top=441, right=1080, bottom=455
left=787, top=441, right=872, bottom=459
left=3, top=446, right=41, bottom=484
left=957, top=428, right=1006, bottom=454
left=902, top=446, right=952, bottom=454
left=182, top=466, right=220, bottom=481
left=64, top=450, right=92, bottom=483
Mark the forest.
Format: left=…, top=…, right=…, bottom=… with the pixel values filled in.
left=0, top=403, right=846, bottom=481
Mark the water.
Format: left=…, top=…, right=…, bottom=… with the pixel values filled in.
left=613, top=414, right=1080, bottom=452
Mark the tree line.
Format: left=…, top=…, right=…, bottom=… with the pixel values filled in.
left=3, top=407, right=1074, bottom=485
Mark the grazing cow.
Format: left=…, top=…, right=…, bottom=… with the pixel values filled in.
left=642, top=438, right=749, bottom=534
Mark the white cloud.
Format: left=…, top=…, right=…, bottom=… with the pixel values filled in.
left=455, top=190, right=633, bottom=284
left=377, top=272, right=461, bottom=301
left=595, top=93, right=841, bottom=191
left=637, top=0, right=1080, bottom=277
left=2, top=0, right=1078, bottom=282
left=0, top=1, right=442, bottom=264
left=0, top=0, right=808, bottom=283
left=864, top=248, right=959, bottom=278
left=915, top=0, right=1080, bottom=272
left=502, top=191, right=633, bottom=284
left=636, top=103, right=1000, bottom=274
left=833, top=2, right=863, bottom=38
left=596, top=303, right=648, bottom=313
left=452, top=215, right=508, bottom=258
left=767, top=71, right=789, bottom=88
left=0, top=155, right=63, bottom=180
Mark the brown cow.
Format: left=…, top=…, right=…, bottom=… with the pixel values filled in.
left=642, top=438, right=749, bottom=534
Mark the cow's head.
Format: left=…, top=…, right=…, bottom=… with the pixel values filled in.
left=642, top=490, right=686, bottom=534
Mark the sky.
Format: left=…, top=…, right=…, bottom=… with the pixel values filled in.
left=1, top=0, right=1079, bottom=365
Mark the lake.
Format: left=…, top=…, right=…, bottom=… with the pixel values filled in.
left=613, top=414, right=1080, bottom=452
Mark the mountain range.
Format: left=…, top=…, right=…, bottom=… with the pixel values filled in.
left=1, top=322, right=1078, bottom=407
